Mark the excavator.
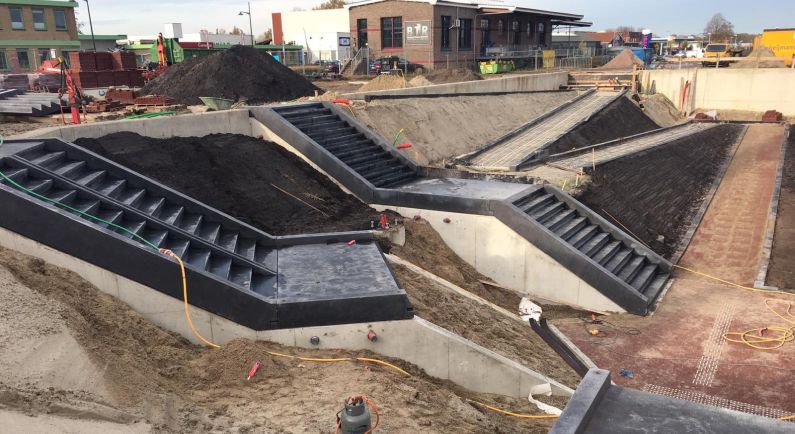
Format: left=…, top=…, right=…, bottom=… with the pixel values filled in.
left=143, top=33, right=169, bottom=82
left=38, top=56, right=85, bottom=125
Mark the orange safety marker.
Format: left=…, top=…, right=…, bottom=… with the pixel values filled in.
left=247, top=361, right=261, bottom=381
left=396, top=143, right=413, bottom=150
left=347, top=240, right=357, bottom=247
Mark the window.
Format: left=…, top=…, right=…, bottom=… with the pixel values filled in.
left=497, top=20, right=504, bottom=35
left=512, top=21, right=521, bottom=45
left=458, top=18, right=473, bottom=49
left=441, top=15, right=451, bottom=50
left=380, top=17, right=402, bottom=49
left=32, top=8, right=46, bottom=30
left=10, top=7, right=24, bottom=30
left=38, top=48, right=52, bottom=64
left=0, top=51, right=8, bottom=70
left=54, top=9, right=68, bottom=31
left=481, top=19, right=491, bottom=47
left=17, top=49, right=30, bottom=69
left=357, top=19, right=368, bottom=48
left=538, top=23, right=546, bottom=46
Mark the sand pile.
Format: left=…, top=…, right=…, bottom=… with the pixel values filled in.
left=358, top=74, right=408, bottom=92
left=601, top=48, right=644, bottom=70
left=734, top=45, right=786, bottom=68
left=140, top=45, right=318, bottom=105
left=75, top=133, right=380, bottom=235
left=421, top=67, right=483, bottom=84
left=0, top=248, right=559, bottom=433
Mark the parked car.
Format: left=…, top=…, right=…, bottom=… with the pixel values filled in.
left=370, top=56, right=425, bottom=74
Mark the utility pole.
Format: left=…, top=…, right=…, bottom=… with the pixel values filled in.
left=84, top=0, right=97, bottom=51
left=239, top=2, right=254, bottom=47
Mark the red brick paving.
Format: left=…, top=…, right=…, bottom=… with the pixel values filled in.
left=555, top=124, right=795, bottom=416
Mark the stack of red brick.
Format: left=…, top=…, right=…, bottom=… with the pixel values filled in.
left=69, top=51, right=144, bottom=89
left=761, top=110, right=783, bottom=123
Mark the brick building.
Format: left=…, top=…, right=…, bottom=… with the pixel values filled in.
left=0, top=0, right=79, bottom=73
left=347, top=0, right=588, bottom=69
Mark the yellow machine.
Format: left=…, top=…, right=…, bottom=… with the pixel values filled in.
left=755, top=28, right=795, bottom=66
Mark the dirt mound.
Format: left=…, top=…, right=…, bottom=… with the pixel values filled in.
left=407, top=75, right=433, bottom=87
left=735, top=45, right=787, bottom=68
left=356, top=92, right=577, bottom=165
left=358, top=74, right=408, bottom=92
left=0, top=247, right=560, bottom=433
left=75, top=133, right=380, bottom=235
left=575, top=124, right=744, bottom=258
left=140, top=45, right=318, bottom=105
left=642, top=93, right=683, bottom=127
left=601, top=48, right=644, bottom=70
left=390, top=259, right=580, bottom=388
left=421, top=67, right=483, bottom=84
left=545, top=96, right=660, bottom=155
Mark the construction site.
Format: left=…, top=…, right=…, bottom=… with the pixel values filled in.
left=1, top=1, right=795, bottom=433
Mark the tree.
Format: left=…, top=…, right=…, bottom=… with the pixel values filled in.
left=611, top=26, right=639, bottom=34
left=313, top=0, right=345, bottom=10
left=734, top=32, right=759, bottom=44
left=257, top=29, right=273, bottom=44
left=230, top=26, right=244, bottom=36
left=704, top=13, right=734, bottom=42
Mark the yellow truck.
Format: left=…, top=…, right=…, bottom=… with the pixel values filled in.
left=755, top=28, right=795, bottom=66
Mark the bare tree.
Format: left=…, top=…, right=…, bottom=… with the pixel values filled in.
left=704, top=13, right=734, bottom=42
left=313, top=0, right=345, bottom=10
left=257, top=29, right=273, bottom=44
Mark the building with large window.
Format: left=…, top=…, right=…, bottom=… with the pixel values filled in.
left=0, top=0, right=79, bottom=73
left=347, top=0, right=589, bottom=69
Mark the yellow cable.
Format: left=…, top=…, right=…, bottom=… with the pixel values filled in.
left=170, top=252, right=221, bottom=349
left=265, top=351, right=412, bottom=377
left=466, top=399, right=559, bottom=420
left=672, top=264, right=792, bottom=296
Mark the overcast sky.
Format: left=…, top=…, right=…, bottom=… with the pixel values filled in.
left=81, top=0, right=795, bottom=37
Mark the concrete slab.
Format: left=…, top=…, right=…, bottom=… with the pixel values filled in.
left=395, top=177, right=535, bottom=201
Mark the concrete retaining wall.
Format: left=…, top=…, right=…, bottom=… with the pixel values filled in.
left=343, top=71, right=569, bottom=99
left=8, top=109, right=253, bottom=141
left=641, top=68, right=795, bottom=116
left=372, top=205, right=625, bottom=314
left=0, top=226, right=573, bottom=398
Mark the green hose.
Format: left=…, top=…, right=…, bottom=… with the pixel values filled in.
left=391, top=128, right=404, bottom=147
left=0, top=133, right=159, bottom=251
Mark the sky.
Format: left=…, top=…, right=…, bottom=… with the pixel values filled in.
left=80, top=0, right=795, bottom=37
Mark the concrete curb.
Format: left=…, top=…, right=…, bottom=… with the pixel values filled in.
left=755, top=124, right=790, bottom=287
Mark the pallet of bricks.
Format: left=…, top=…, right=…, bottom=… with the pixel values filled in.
left=69, top=51, right=144, bottom=89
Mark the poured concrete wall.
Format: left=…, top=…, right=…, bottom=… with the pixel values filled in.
left=372, top=205, right=625, bottom=313
left=0, top=226, right=572, bottom=398
left=343, top=71, right=569, bottom=99
left=8, top=109, right=253, bottom=141
left=641, top=68, right=795, bottom=116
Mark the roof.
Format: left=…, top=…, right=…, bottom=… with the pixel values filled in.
left=79, top=34, right=127, bottom=41
left=1, top=0, right=78, bottom=7
left=552, top=34, right=598, bottom=43
left=346, top=0, right=584, bottom=21
left=580, top=31, right=617, bottom=44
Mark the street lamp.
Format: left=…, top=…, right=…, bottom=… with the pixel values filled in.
left=238, top=2, right=254, bottom=47
left=84, top=0, right=97, bottom=51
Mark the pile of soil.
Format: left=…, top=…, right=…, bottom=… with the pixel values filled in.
left=601, top=48, right=644, bottom=70
left=641, top=93, right=684, bottom=127
left=392, top=261, right=580, bottom=389
left=767, top=132, right=795, bottom=290
left=421, top=67, right=483, bottom=84
left=357, top=74, right=408, bottom=92
left=545, top=96, right=660, bottom=155
left=575, top=124, right=745, bottom=258
left=357, top=92, right=577, bottom=165
left=75, top=133, right=380, bottom=235
left=140, top=45, right=318, bottom=105
left=733, top=45, right=786, bottom=68
left=0, top=247, right=559, bottom=433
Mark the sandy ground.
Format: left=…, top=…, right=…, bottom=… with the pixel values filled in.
left=0, top=246, right=564, bottom=433
left=354, top=92, right=578, bottom=165
left=767, top=131, right=794, bottom=289
left=0, top=119, right=59, bottom=136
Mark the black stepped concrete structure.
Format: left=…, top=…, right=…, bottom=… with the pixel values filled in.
left=552, top=369, right=795, bottom=434
left=275, top=103, right=417, bottom=188
left=0, top=88, right=62, bottom=116
left=513, top=188, right=669, bottom=302
left=253, top=102, right=673, bottom=315
left=0, top=138, right=412, bottom=330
